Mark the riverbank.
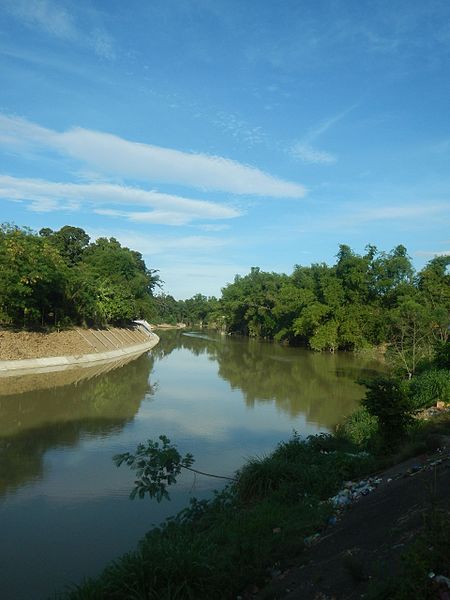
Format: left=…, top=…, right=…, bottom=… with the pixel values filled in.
left=0, top=324, right=159, bottom=374
left=61, top=409, right=450, bottom=600
left=0, top=328, right=93, bottom=360
left=0, top=324, right=182, bottom=361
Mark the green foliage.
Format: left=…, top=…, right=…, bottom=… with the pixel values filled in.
left=362, top=376, right=414, bottom=447
left=409, top=368, right=450, bottom=409
left=235, top=433, right=376, bottom=503
left=113, top=435, right=194, bottom=502
left=386, top=296, right=434, bottom=377
left=337, top=407, right=379, bottom=448
left=213, top=243, right=448, bottom=361
left=0, top=224, right=68, bottom=327
left=0, top=224, right=160, bottom=328
left=434, top=341, right=450, bottom=369
left=220, top=267, right=288, bottom=338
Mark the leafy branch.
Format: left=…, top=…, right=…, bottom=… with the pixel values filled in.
left=113, top=435, right=234, bottom=502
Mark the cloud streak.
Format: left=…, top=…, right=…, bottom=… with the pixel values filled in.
left=0, top=115, right=306, bottom=198
left=290, top=105, right=356, bottom=165
left=290, top=143, right=336, bottom=165
left=349, top=203, right=450, bottom=223
left=0, top=175, right=241, bottom=225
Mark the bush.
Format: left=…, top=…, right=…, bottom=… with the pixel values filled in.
left=337, top=407, right=379, bottom=448
left=409, top=368, right=450, bottom=409
left=235, top=433, right=376, bottom=504
left=362, top=376, right=413, bottom=448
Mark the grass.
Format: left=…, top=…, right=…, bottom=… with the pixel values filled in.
left=59, top=413, right=450, bottom=600
left=58, top=433, right=377, bottom=600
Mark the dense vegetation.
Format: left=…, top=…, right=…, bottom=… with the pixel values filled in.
left=2, top=225, right=448, bottom=373
left=0, top=224, right=160, bottom=328
left=156, top=244, right=450, bottom=376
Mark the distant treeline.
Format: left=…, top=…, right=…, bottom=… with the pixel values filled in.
left=1, top=225, right=449, bottom=374
left=0, top=224, right=160, bottom=328
left=158, top=244, right=450, bottom=376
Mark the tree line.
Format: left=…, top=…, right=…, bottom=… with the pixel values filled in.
left=159, top=243, right=449, bottom=377
left=0, top=224, right=160, bottom=328
left=2, top=224, right=449, bottom=379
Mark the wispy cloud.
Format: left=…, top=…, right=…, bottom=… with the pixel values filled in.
left=349, top=203, right=450, bottom=223
left=211, top=111, right=267, bottom=147
left=290, top=143, right=336, bottom=165
left=3, top=0, right=115, bottom=59
left=3, top=0, right=77, bottom=40
left=100, top=232, right=231, bottom=256
left=0, top=114, right=306, bottom=198
left=290, top=105, right=356, bottom=165
left=0, top=175, right=241, bottom=225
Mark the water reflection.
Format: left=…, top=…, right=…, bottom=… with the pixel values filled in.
left=0, top=331, right=384, bottom=600
left=0, top=353, right=154, bottom=497
left=155, top=330, right=382, bottom=427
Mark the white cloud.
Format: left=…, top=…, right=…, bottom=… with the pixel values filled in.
left=290, top=143, right=336, bottom=164
left=0, top=175, right=241, bottom=225
left=0, top=115, right=306, bottom=198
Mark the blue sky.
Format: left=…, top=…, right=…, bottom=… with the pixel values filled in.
left=1, top=0, right=449, bottom=298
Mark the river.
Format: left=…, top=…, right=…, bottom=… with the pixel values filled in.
left=0, top=330, right=382, bottom=599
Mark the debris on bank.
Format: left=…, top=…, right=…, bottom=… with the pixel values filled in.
left=330, top=446, right=450, bottom=510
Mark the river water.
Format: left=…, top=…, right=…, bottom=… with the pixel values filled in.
left=0, top=330, right=381, bottom=599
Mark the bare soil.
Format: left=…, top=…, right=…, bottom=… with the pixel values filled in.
left=0, top=329, right=93, bottom=360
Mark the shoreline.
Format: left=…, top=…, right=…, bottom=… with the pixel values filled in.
left=0, top=323, right=159, bottom=375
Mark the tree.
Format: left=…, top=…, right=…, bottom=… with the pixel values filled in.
left=0, top=224, right=68, bottom=327
left=386, top=296, right=433, bottom=378
left=0, top=224, right=161, bottom=328
left=418, top=256, right=450, bottom=344
left=40, top=225, right=90, bottom=265
left=221, top=268, right=287, bottom=338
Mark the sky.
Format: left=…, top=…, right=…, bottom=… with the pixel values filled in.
left=0, top=0, right=449, bottom=299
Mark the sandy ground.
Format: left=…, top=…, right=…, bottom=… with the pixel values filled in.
left=0, top=329, right=93, bottom=360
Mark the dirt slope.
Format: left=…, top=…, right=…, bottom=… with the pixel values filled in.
left=0, top=329, right=93, bottom=360
left=258, top=448, right=450, bottom=599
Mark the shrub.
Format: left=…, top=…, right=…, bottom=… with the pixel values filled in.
left=409, top=368, right=450, bottom=409
left=362, top=376, right=413, bottom=448
left=337, top=407, right=379, bottom=448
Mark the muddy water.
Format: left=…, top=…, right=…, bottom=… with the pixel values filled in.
left=0, top=330, right=382, bottom=599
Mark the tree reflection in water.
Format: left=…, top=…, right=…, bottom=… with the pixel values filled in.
left=0, top=353, right=155, bottom=496
left=155, top=329, right=383, bottom=426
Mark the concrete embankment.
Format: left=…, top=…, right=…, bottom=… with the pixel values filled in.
left=0, top=322, right=159, bottom=376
